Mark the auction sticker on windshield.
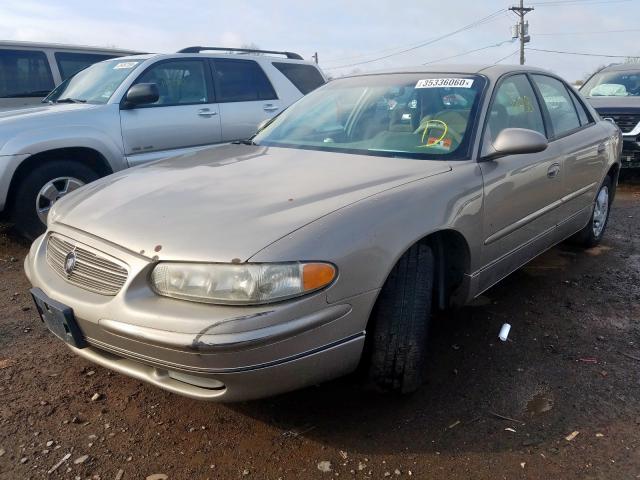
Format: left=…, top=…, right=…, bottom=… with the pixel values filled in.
left=113, top=62, right=138, bottom=70
left=415, top=78, right=474, bottom=88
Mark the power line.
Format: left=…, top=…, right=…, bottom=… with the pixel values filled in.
left=530, top=0, right=631, bottom=5
left=535, top=28, right=640, bottom=35
left=422, top=40, right=515, bottom=65
left=526, top=47, right=637, bottom=58
left=321, top=12, right=511, bottom=66
left=323, top=8, right=507, bottom=70
left=494, top=49, right=521, bottom=64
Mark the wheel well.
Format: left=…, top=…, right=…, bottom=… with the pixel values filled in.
left=373, top=230, right=470, bottom=313
left=5, top=147, right=112, bottom=213
left=424, top=230, right=471, bottom=310
left=607, top=163, right=620, bottom=202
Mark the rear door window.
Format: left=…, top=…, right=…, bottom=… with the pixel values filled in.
left=272, top=62, right=325, bottom=94
left=55, top=52, right=118, bottom=80
left=532, top=75, right=581, bottom=137
left=568, top=89, right=591, bottom=126
left=0, top=49, right=54, bottom=98
left=212, top=59, right=277, bottom=102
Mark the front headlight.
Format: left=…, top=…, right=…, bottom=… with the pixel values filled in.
left=150, top=262, right=336, bottom=305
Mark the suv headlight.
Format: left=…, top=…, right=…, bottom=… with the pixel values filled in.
left=150, top=262, right=336, bottom=305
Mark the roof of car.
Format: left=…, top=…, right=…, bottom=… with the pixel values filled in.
left=0, top=40, right=139, bottom=54
left=350, top=63, right=552, bottom=80
left=111, top=52, right=318, bottom=66
left=599, top=63, right=640, bottom=72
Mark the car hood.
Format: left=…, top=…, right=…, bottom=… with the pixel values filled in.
left=52, top=144, right=451, bottom=262
left=0, top=102, right=97, bottom=121
left=584, top=96, right=640, bottom=111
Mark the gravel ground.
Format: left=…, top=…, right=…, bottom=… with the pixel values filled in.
left=0, top=181, right=639, bottom=480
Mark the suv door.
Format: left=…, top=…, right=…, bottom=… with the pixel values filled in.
left=478, top=73, right=564, bottom=292
left=120, top=58, right=221, bottom=166
left=530, top=74, right=607, bottom=237
left=210, top=58, right=282, bottom=141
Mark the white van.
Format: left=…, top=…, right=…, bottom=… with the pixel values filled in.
left=0, top=41, right=139, bottom=110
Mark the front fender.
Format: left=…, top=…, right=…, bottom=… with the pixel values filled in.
left=249, top=161, right=484, bottom=305
left=0, top=124, right=125, bottom=172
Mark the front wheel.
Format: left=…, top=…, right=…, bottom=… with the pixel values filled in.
left=367, top=243, right=434, bottom=394
left=571, top=176, right=613, bottom=248
left=11, top=160, right=99, bottom=240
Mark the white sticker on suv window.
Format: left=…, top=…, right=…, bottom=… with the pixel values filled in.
left=415, top=78, right=474, bottom=89
left=113, top=62, right=138, bottom=70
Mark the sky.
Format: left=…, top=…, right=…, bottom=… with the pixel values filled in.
left=2, top=0, right=640, bottom=82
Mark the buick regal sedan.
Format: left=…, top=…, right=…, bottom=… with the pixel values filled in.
left=25, top=65, right=621, bottom=401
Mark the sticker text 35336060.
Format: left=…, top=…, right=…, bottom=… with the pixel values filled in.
left=415, top=78, right=474, bottom=89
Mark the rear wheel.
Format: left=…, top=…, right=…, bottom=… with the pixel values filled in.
left=367, top=243, right=434, bottom=393
left=571, top=176, right=613, bottom=248
left=11, top=160, right=99, bottom=240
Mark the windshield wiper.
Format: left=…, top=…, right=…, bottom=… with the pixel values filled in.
left=232, top=139, right=257, bottom=145
left=56, top=97, right=86, bottom=104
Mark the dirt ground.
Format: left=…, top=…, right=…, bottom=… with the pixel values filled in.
left=1, top=180, right=639, bottom=480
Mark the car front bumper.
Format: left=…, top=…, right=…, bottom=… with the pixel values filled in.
left=0, top=153, right=29, bottom=213
left=620, top=137, right=640, bottom=169
left=25, top=227, right=376, bottom=401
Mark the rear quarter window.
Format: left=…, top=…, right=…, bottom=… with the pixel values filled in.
left=212, top=58, right=277, bottom=102
left=272, top=62, right=325, bottom=94
left=0, top=49, right=54, bottom=98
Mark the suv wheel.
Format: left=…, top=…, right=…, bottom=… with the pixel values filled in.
left=11, top=160, right=99, bottom=240
left=571, top=175, right=613, bottom=248
left=367, top=243, right=434, bottom=393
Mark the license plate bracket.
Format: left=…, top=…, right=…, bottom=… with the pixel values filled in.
left=30, top=288, right=87, bottom=348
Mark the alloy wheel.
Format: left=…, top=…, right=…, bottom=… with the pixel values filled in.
left=36, top=177, right=85, bottom=225
left=592, top=185, right=609, bottom=238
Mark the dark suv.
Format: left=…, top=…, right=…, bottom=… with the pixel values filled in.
left=581, top=63, right=640, bottom=169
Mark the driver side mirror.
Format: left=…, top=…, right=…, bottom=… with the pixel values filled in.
left=122, top=83, right=159, bottom=109
left=482, top=128, right=548, bottom=160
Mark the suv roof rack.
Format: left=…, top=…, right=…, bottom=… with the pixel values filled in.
left=177, top=46, right=303, bottom=60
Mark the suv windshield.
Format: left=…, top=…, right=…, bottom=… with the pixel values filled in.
left=582, top=70, right=640, bottom=97
left=44, top=59, right=142, bottom=104
left=254, top=73, right=486, bottom=160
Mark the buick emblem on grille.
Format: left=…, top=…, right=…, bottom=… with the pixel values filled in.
left=64, top=251, right=77, bottom=276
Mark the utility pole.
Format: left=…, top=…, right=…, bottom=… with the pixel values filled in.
left=509, top=0, right=533, bottom=65
left=312, top=52, right=319, bottom=64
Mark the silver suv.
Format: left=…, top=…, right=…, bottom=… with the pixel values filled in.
left=0, top=46, right=326, bottom=238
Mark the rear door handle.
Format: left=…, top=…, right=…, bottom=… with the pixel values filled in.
left=547, top=163, right=560, bottom=178
left=198, top=108, right=218, bottom=117
left=263, top=104, right=279, bottom=112
left=597, top=143, right=606, bottom=154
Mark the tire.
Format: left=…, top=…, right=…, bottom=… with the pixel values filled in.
left=571, top=175, right=613, bottom=248
left=11, top=160, right=99, bottom=240
left=367, top=242, right=434, bottom=394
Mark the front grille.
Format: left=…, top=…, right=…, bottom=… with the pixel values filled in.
left=600, top=112, right=640, bottom=133
left=621, top=150, right=640, bottom=168
left=46, top=234, right=128, bottom=296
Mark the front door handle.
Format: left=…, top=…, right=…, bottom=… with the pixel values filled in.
left=547, top=163, right=560, bottom=178
left=198, top=108, right=218, bottom=117
left=263, top=104, right=279, bottom=112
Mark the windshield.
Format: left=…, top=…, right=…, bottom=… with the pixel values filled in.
left=254, top=73, right=486, bottom=160
left=582, top=70, right=640, bottom=97
left=44, top=59, right=142, bottom=104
